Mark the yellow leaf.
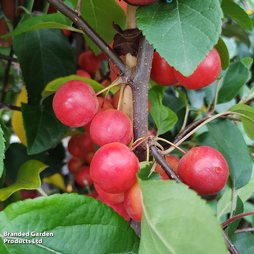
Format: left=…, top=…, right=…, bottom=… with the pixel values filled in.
left=11, top=87, right=28, bottom=146
left=43, top=173, right=65, bottom=191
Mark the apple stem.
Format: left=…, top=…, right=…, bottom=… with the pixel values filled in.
left=156, top=137, right=186, bottom=155
left=130, top=134, right=151, bottom=152
left=94, top=77, right=123, bottom=96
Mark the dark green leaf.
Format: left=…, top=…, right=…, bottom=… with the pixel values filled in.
left=230, top=233, right=254, bottom=254
left=81, top=0, right=126, bottom=55
left=207, top=119, right=252, bottom=189
left=214, top=37, right=230, bottom=70
left=227, top=104, right=254, bottom=141
left=137, top=0, right=222, bottom=76
left=149, top=85, right=178, bottom=136
left=138, top=161, right=161, bottom=180
left=227, top=196, right=244, bottom=237
left=4, top=143, right=46, bottom=183
left=3, top=13, right=79, bottom=38
left=222, top=24, right=251, bottom=47
left=0, top=194, right=140, bottom=253
left=22, top=96, right=69, bottom=155
left=139, top=180, right=228, bottom=254
left=13, top=28, right=76, bottom=105
left=217, top=61, right=249, bottom=104
left=0, top=160, right=47, bottom=201
left=221, top=0, right=252, bottom=31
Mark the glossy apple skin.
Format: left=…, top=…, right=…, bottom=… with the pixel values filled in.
left=94, top=183, right=124, bottom=204
left=90, top=142, right=139, bottom=194
left=124, top=181, right=142, bottom=222
left=174, top=48, right=221, bottom=90
left=178, top=146, right=229, bottom=195
left=67, top=134, right=84, bottom=158
left=155, top=155, right=180, bottom=180
left=67, top=157, right=85, bottom=174
left=78, top=51, right=101, bottom=73
left=97, top=97, right=114, bottom=111
left=75, top=166, right=93, bottom=187
left=124, top=0, right=159, bottom=5
left=76, top=70, right=92, bottom=79
left=90, top=109, right=133, bottom=147
left=53, top=80, right=99, bottom=127
left=151, top=51, right=178, bottom=86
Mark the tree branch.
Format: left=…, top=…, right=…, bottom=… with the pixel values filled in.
left=46, top=0, right=128, bottom=76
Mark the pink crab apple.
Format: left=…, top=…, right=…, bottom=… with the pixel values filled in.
left=150, top=51, right=178, bottom=86
left=174, top=48, right=221, bottom=90
left=178, top=146, right=229, bottom=195
left=124, top=180, right=142, bottom=222
left=90, top=109, right=133, bottom=147
left=78, top=50, right=101, bottom=73
left=53, top=80, right=99, bottom=127
left=75, top=166, right=93, bottom=187
left=90, top=142, right=139, bottom=194
left=154, top=155, right=180, bottom=180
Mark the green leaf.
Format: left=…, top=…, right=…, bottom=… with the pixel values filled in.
left=227, top=104, right=254, bottom=141
left=230, top=233, right=254, bottom=253
left=139, top=180, right=228, bottom=254
left=222, top=24, right=251, bottom=47
left=217, top=61, right=250, bottom=104
left=241, top=57, right=253, bottom=69
left=227, top=196, right=244, bottom=237
left=43, top=75, right=104, bottom=99
left=0, top=194, right=140, bottom=253
left=221, top=0, right=252, bottom=31
left=4, top=143, right=46, bottom=183
left=149, top=85, right=178, bottom=136
left=138, top=161, right=161, bottom=180
left=207, top=119, right=252, bottom=189
left=0, top=125, right=5, bottom=178
left=81, top=0, right=126, bottom=55
left=13, top=28, right=76, bottom=105
left=214, top=37, right=230, bottom=70
left=0, top=160, right=47, bottom=201
left=2, top=13, right=80, bottom=39
left=217, top=166, right=254, bottom=219
left=22, top=96, right=69, bottom=155
left=137, top=0, right=222, bottom=76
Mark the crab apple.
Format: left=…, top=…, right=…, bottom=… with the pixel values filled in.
left=124, top=180, right=142, bottom=222
left=174, top=48, right=221, bottom=90
left=79, top=132, right=95, bottom=152
left=90, top=142, right=139, bottom=194
left=123, top=0, right=159, bottom=5
left=75, top=166, right=93, bottom=187
left=84, top=151, right=95, bottom=164
left=78, top=51, right=101, bottom=73
left=67, top=157, right=85, bottom=174
left=67, top=134, right=84, bottom=158
left=155, top=155, right=180, bottom=180
left=76, top=70, right=92, bottom=79
left=97, top=97, right=114, bottom=111
left=90, top=109, right=133, bottom=147
left=178, top=146, right=229, bottom=196
left=62, top=29, right=71, bottom=37
left=150, top=51, right=178, bottom=86
left=53, top=80, right=99, bottom=127
left=94, top=183, right=124, bottom=204
left=115, top=0, right=127, bottom=13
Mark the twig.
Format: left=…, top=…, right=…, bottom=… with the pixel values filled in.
left=222, top=230, right=240, bottom=254
left=0, top=54, right=17, bottom=62
left=235, top=227, right=254, bottom=234
left=0, top=102, right=21, bottom=111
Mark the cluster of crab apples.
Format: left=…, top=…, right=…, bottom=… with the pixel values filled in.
left=52, top=46, right=228, bottom=221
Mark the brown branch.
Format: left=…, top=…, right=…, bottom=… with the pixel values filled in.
left=0, top=102, right=21, bottom=111
left=46, top=0, right=128, bottom=76
left=222, top=230, right=240, bottom=254
left=0, top=53, right=17, bottom=62
left=235, top=227, right=254, bottom=234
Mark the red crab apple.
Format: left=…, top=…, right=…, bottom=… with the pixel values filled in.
left=124, top=180, right=142, bottom=222
left=67, top=157, right=85, bottom=174
left=150, top=51, right=178, bottom=86
left=174, top=48, right=221, bottom=90
left=75, top=166, right=93, bottom=187
left=123, top=0, right=159, bottom=5
left=154, top=155, right=180, bottom=180
left=76, top=69, right=92, bottom=79
left=78, top=50, right=101, bottom=73
left=53, top=80, right=99, bottom=127
left=79, top=132, right=95, bottom=153
left=90, top=142, right=139, bottom=194
left=90, top=109, right=133, bottom=147
left=178, top=146, right=229, bottom=195
left=67, top=134, right=84, bottom=158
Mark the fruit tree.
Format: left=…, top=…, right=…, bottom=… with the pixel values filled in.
left=0, top=0, right=254, bottom=253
